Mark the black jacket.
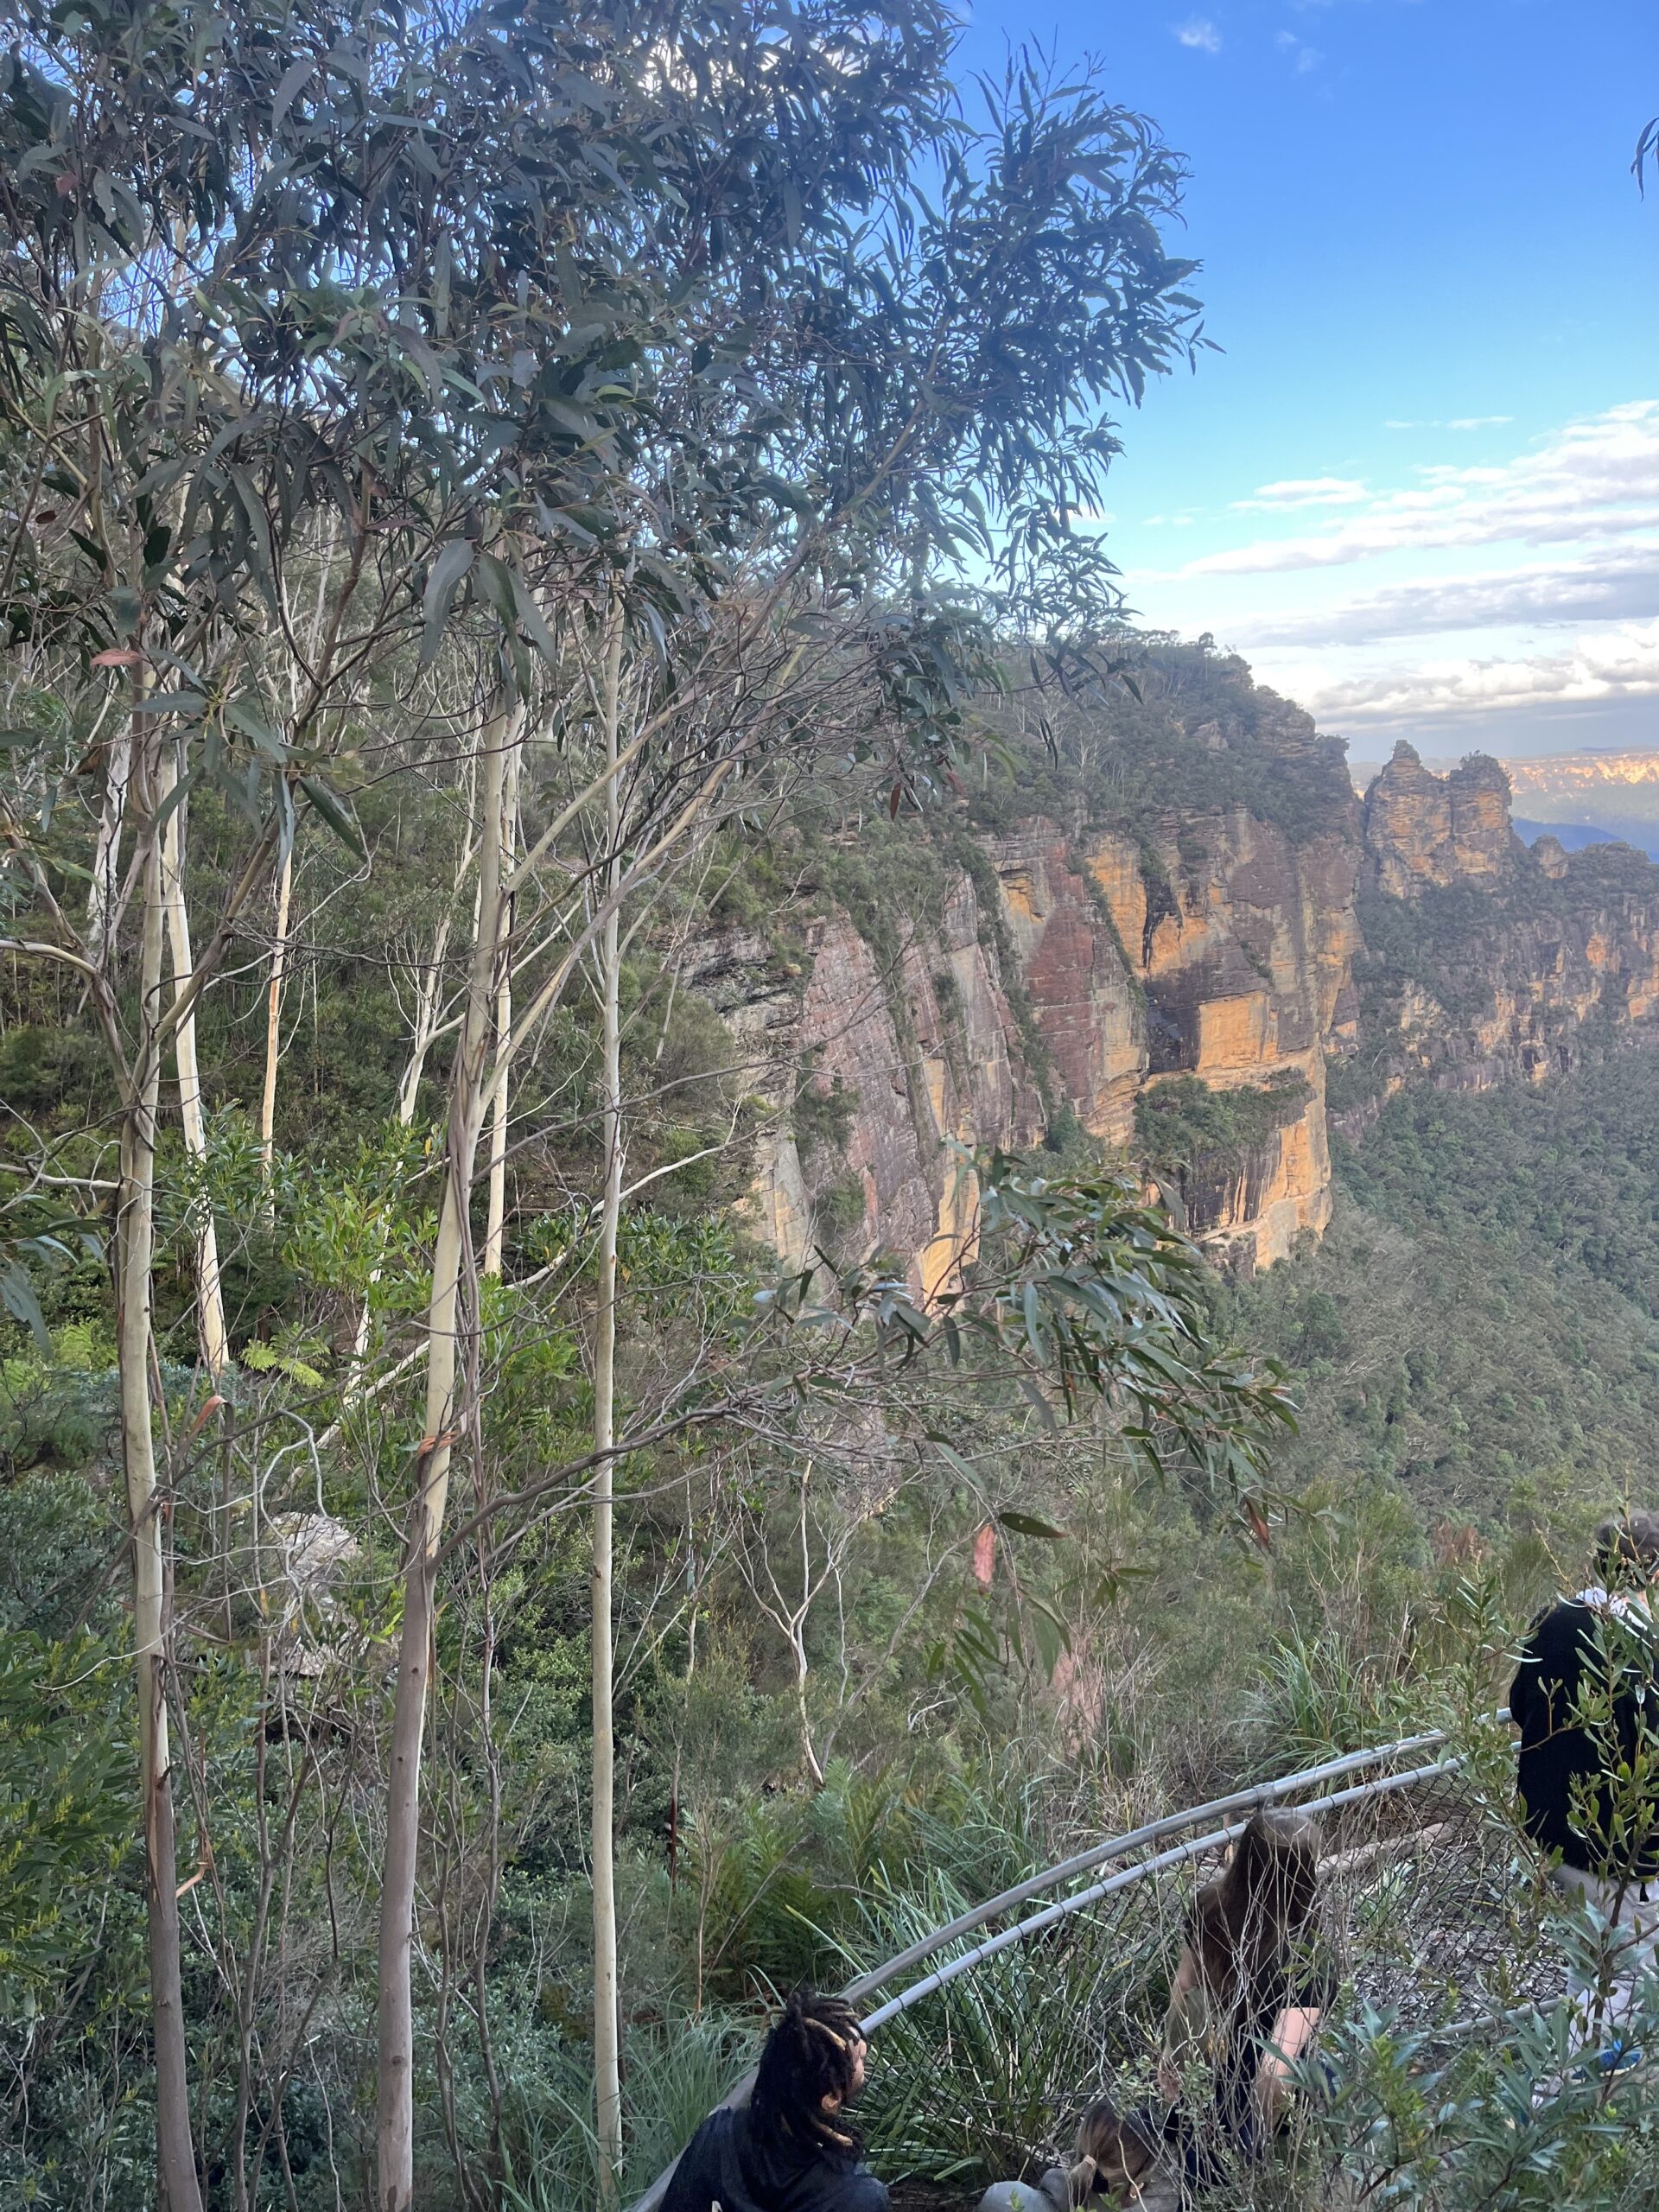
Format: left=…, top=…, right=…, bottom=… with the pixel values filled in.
left=660, top=2107, right=888, bottom=2212
left=1510, top=1594, right=1659, bottom=1877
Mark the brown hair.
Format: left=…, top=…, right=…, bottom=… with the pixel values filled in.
left=1187, top=1808, right=1320, bottom=2006
left=1594, top=1510, right=1659, bottom=1592
left=1068, top=2093, right=1158, bottom=2201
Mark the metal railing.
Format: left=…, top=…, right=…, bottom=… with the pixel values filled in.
left=628, top=1716, right=1514, bottom=2212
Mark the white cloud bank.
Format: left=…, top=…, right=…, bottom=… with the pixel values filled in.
left=1250, top=546, right=1659, bottom=646
left=1145, top=402, right=1659, bottom=743
left=1278, top=621, right=1659, bottom=725
left=1179, top=401, right=1659, bottom=578
left=1231, top=475, right=1370, bottom=513
left=1173, top=17, right=1223, bottom=52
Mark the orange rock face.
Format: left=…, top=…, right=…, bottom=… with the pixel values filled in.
left=747, top=792, right=1362, bottom=1283
left=746, top=870, right=1046, bottom=1299
left=1357, top=752, right=1659, bottom=1092
left=739, top=721, right=1659, bottom=1295
left=1084, top=809, right=1357, bottom=1267
left=1363, top=741, right=1517, bottom=897
left=988, top=823, right=1145, bottom=1146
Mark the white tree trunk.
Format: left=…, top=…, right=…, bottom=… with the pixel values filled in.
left=376, top=696, right=520, bottom=2212
left=395, top=908, right=452, bottom=1128
left=483, top=741, right=520, bottom=1278
left=593, top=609, right=626, bottom=2206
left=117, top=701, right=205, bottom=2212
left=345, top=797, right=474, bottom=1386
left=158, top=749, right=229, bottom=1379
left=87, top=722, right=130, bottom=969
left=257, top=844, right=294, bottom=1192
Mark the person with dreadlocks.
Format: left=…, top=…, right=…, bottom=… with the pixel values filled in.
left=661, top=1986, right=888, bottom=2212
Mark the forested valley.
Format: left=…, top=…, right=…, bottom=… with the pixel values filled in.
left=3, top=3, right=1658, bottom=2210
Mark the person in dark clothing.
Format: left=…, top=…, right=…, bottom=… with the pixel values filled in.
left=1156, top=1809, right=1333, bottom=2187
left=661, top=1987, right=887, bottom=2212
left=1511, top=1511, right=1659, bottom=2037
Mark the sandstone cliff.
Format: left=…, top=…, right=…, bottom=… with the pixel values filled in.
left=1362, top=741, right=1516, bottom=897
left=738, top=654, right=1363, bottom=1280
left=728, top=658, right=1659, bottom=1289
left=1351, top=746, right=1659, bottom=1098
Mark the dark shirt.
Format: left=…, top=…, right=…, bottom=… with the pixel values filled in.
left=1510, top=1593, right=1659, bottom=1877
left=1217, top=1950, right=1336, bottom=2138
left=660, top=2107, right=888, bottom=2212
left=1167, top=1944, right=1338, bottom=2184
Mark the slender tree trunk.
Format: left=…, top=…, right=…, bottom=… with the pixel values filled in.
left=158, top=749, right=229, bottom=1379
left=257, top=844, right=294, bottom=1192
left=346, top=790, right=474, bottom=1385
left=117, top=698, right=206, bottom=2212
left=87, top=721, right=130, bottom=969
left=395, top=910, right=453, bottom=1128
left=593, top=608, right=626, bottom=2208
left=376, top=696, right=520, bottom=2212
left=483, top=742, right=520, bottom=1278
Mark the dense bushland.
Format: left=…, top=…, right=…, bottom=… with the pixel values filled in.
left=2, top=0, right=1657, bottom=2203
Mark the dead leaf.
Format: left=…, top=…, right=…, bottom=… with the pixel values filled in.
left=973, top=1522, right=995, bottom=1588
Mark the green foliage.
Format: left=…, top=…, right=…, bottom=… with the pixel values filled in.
left=0, top=1327, right=120, bottom=1481
left=1136, top=1071, right=1313, bottom=1179
left=969, top=634, right=1357, bottom=850
left=496, top=2006, right=756, bottom=2211
left=1309, top=1966, right=1659, bottom=2210
left=0, top=1633, right=130, bottom=1996
left=792, top=1073, right=859, bottom=1165
left=856, top=1877, right=1157, bottom=2189
left=1341, top=1060, right=1659, bottom=1313
left=1244, top=1620, right=1413, bottom=1773
left=1227, top=1060, right=1659, bottom=1525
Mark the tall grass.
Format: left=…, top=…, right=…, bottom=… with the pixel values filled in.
left=496, top=2007, right=754, bottom=2210
left=1243, top=1622, right=1412, bottom=1773
left=852, top=1876, right=1181, bottom=2190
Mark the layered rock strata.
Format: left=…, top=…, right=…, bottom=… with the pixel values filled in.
left=1356, top=747, right=1659, bottom=1093
left=728, top=717, right=1659, bottom=1291
left=743, top=789, right=1359, bottom=1282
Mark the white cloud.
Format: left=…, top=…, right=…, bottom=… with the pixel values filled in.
left=1249, top=546, right=1659, bottom=646
left=1174, top=16, right=1223, bottom=51
left=1130, top=399, right=1659, bottom=747
left=1277, top=621, right=1659, bottom=724
left=1176, top=402, right=1659, bottom=578
left=1275, top=30, right=1322, bottom=72
left=1230, top=475, right=1369, bottom=512
left=1385, top=415, right=1514, bottom=431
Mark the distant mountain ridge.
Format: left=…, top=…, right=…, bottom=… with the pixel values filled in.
left=1504, top=747, right=1659, bottom=818
left=1511, top=817, right=1645, bottom=855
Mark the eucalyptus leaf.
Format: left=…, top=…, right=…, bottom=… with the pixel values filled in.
left=299, top=775, right=366, bottom=861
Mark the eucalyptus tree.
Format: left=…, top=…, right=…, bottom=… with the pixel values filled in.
left=0, top=2, right=947, bottom=2201
left=0, top=5, right=1217, bottom=2208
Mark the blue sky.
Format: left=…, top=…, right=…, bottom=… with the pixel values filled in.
left=959, top=0, right=1659, bottom=760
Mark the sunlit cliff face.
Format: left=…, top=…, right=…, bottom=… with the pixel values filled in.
left=1506, top=749, right=1659, bottom=798
left=733, top=727, right=1659, bottom=1292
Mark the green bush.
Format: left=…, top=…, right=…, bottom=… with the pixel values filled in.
left=1135, top=1071, right=1312, bottom=1178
